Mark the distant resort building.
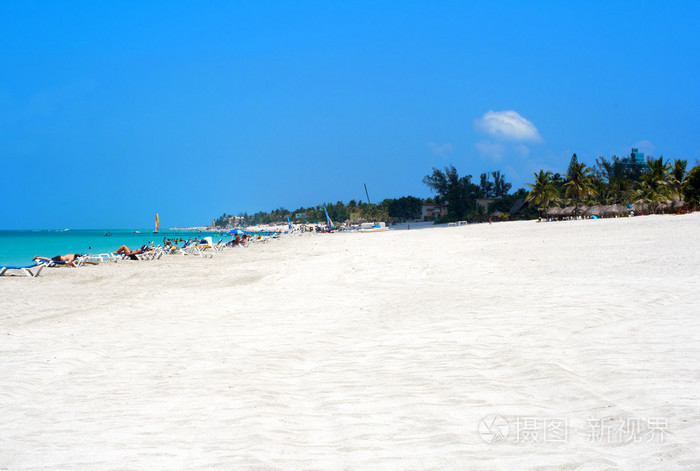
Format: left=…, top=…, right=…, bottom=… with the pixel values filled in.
left=621, top=148, right=648, bottom=173
left=348, top=211, right=362, bottom=221
left=475, top=198, right=496, bottom=214
left=421, top=203, right=448, bottom=221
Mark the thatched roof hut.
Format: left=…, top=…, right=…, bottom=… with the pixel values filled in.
left=509, top=198, right=527, bottom=216
left=631, top=203, right=648, bottom=213
left=657, top=201, right=671, bottom=212
left=545, top=207, right=562, bottom=217
left=602, top=204, right=625, bottom=217
left=671, top=198, right=687, bottom=210
left=585, top=205, right=602, bottom=217
left=560, top=206, right=576, bottom=217
left=490, top=210, right=507, bottom=220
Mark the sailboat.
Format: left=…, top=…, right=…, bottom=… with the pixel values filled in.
left=322, top=205, right=335, bottom=230
left=154, top=213, right=160, bottom=233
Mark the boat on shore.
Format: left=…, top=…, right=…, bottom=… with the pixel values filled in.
left=358, top=222, right=389, bottom=233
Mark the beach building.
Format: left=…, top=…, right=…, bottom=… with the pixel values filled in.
left=509, top=198, right=528, bottom=217
left=621, top=147, right=648, bottom=173
left=476, top=198, right=496, bottom=214
left=421, top=203, right=448, bottom=221
left=348, top=211, right=362, bottom=221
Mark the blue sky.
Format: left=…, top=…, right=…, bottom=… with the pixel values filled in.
left=1, top=1, right=698, bottom=229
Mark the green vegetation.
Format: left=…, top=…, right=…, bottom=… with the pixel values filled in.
left=213, top=149, right=696, bottom=227
left=422, top=165, right=479, bottom=221
left=214, top=197, right=422, bottom=227
left=682, top=165, right=700, bottom=207
left=421, top=166, right=521, bottom=222
left=563, top=159, right=596, bottom=209
left=526, top=150, right=697, bottom=215
left=526, top=170, right=560, bottom=215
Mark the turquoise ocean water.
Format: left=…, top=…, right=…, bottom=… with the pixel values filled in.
left=0, top=229, right=225, bottom=267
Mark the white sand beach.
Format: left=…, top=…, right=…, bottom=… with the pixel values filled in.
left=1, top=214, right=699, bottom=470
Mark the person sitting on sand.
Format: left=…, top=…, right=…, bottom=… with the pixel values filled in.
left=33, top=253, right=82, bottom=264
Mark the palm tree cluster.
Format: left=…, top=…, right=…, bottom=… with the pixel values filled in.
left=526, top=153, right=695, bottom=216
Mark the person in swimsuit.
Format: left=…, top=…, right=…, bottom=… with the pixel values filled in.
left=33, top=254, right=82, bottom=264
left=114, top=245, right=152, bottom=259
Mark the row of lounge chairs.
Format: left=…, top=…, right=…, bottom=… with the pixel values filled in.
left=1, top=236, right=268, bottom=277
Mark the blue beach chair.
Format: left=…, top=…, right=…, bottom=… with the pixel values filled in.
left=0, top=262, right=46, bottom=278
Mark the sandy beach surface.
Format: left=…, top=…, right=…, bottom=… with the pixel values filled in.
left=2, top=214, right=699, bottom=470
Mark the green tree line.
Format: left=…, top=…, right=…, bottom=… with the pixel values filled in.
left=526, top=152, right=700, bottom=215
left=214, top=150, right=699, bottom=227
left=214, top=196, right=426, bottom=227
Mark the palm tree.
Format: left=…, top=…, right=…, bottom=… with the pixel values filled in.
left=638, top=157, right=672, bottom=212
left=563, top=162, right=596, bottom=209
left=670, top=159, right=688, bottom=201
left=526, top=170, right=560, bottom=216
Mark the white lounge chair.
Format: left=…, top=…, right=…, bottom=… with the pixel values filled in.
left=0, top=262, right=46, bottom=277
left=88, top=253, right=121, bottom=263
left=184, top=245, right=214, bottom=258
left=42, top=256, right=88, bottom=268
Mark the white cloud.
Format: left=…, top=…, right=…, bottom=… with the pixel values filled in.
left=428, top=141, right=453, bottom=157
left=475, top=110, right=542, bottom=142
